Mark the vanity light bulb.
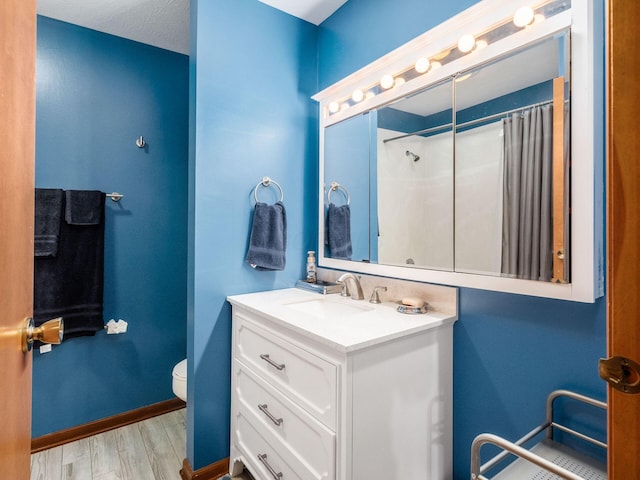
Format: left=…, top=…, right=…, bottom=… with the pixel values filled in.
left=328, top=101, right=340, bottom=114
left=458, top=34, right=476, bottom=53
left=513, top=6, right=535, bottom=27
left=475, top=39, right=488, bottom=51
left=430, top=61, right=442, bottom=71
left=351, top=89, right=364, bottom=103
left=415, top=57, right=431, bottom=74
left=380, top=74, right=394, bottom=89
left=340, top=102, right=350, bottom=112
left=394, top=77, right=406, bottom=88
left=365, top=91, right=376, bottom=100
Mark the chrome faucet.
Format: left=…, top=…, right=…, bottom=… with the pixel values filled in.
left=336, top=273, right=364, bottom=300
left=369, top=286, right=387, bottom=304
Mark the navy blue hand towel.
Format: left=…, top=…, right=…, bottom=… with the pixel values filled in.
left=34, top=190, right=106, bottom=340
left=246, top=201, right=287, bottom=271
left=34, top=188, right=64, bottom=257
left=65, top=190, right=104, bottom=225
left=327, top=203, right=352, bottom=260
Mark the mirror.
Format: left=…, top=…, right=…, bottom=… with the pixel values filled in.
left=322, top=31, right=570, bottom=284
left=376, top=79, right=454, bottom=271
left=454, top=33, right=569, bottom=282
left=324, top=112, right=372, bottom=262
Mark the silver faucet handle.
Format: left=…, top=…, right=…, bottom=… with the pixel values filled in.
left=369, top=286, right=387, bottom=304
left=337, top=280, right=350, bottom=297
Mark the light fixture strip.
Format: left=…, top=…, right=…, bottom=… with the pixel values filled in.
left=322, top=0, right=570, bottom=119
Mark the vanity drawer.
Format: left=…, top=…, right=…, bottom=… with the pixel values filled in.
left=234, top=313, right=337, bottom=428
left=235, top=407, right=335, bottom=480
left=235, top=364, right=335, bottom=479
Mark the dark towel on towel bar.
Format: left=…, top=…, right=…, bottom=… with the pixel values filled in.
left=34, top=190, right=106, bottom=339
left=246, top=201, right=287, bottom=271
left=34, top=188, right=64, bottom=257
left=326, top=203, right=352, bottom=260
left=65, top=190, right=104, bottom=225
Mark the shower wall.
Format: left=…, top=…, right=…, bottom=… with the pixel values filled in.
left=454, top=121, right=504, bottom=275
left=377, top=121, right=503, bottom=272
left=33, top=16, right=188, bottom=437
left=377, top=128, right=453, bottom=269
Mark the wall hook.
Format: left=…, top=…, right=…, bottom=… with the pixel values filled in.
left=136, top=136, right=146, bottom=148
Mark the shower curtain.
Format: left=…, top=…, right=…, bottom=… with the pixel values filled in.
left=501, top=105, right=555, bottom=281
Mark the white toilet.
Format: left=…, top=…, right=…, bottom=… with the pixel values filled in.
left=172, top=359, right=187, bottom=402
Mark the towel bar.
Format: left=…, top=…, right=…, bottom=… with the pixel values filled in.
left=106, top=192, right=124, bottom=202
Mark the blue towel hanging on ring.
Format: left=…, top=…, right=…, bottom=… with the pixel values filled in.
left=326, top=203, right=352, bottom=260
left=246, top=201, right=287, bottom=271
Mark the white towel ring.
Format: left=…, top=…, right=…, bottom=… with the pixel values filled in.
left=327, top=181, right=350, bottom=206
left=253, top=177, right=284, bottom=204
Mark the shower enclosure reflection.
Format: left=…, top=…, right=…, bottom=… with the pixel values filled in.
left=377, top=79, right=454, bottom=271
left=322, top=31, right=570, bottom=283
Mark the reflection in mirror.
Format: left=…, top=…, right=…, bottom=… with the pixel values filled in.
left=315, top=0, right=601, bottom=301
left=376, top=79, right=454, bottom=271
left=321, top=32, right=572, bottom=284
left=324, top=112, right=371, bottom=261
left=454, top=31, right=570, bottom=282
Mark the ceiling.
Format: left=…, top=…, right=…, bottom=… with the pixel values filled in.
left=259, top=0, right=348, bottom=25
left=36, top=0, right=347, bottom=56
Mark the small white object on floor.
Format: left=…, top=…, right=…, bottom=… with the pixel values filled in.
left=106, top=319, right=128, bottom=334
left=40, top=344, right=52, bottom=354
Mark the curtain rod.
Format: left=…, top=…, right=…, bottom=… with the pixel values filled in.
left=382, top=98, right=565, bottom=144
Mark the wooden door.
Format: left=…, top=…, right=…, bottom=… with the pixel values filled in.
left=0, top=0, right=36, bottom=477
left=607, top=1, right=640, bottom=478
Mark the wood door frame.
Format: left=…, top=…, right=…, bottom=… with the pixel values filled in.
left=607, top=0, right=640, bottom=478
left=0, top=0, right=36, bottom=477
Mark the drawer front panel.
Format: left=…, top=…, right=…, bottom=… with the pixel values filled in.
left=234, top=313, right=337, bottom=428
left=235, top=408, right=334, bottom=480
left=235, top=364, right=335, bottom=479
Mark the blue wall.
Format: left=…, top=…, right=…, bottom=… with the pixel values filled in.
left=318, top=0, right=478, bottom=88
left=319, top=1, right=607, bottom=478
left=34, top=16, right=189, bottom=437
left=189, top=0, right=318, bottom=468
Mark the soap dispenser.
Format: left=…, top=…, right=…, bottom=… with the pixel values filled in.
left=306, top=251, right=317, bottom=283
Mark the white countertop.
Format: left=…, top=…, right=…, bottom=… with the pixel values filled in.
left=227, top=288, right=457, bottom=353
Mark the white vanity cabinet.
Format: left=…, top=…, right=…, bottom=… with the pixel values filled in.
left=228, top=288, right=457, bottom=480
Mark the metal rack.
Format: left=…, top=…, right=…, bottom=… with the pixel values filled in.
left=471, top=390, right=607, bottom=480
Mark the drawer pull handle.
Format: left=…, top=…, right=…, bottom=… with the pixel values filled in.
left=257, top=453, right=283, bottom=479
left=260, top=354, right=285, bottom=371
left=258, top=404, right=283, bottom=426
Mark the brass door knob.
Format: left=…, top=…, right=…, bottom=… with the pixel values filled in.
left=599, top=356, right=640, bottom=394
left=21, top=317, right=64, bottom=352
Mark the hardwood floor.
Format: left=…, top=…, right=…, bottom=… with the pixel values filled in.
left=30, top=409, right=186, bottom=480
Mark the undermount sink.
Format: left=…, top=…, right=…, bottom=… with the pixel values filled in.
left=282, top=296, right=375, bottom=317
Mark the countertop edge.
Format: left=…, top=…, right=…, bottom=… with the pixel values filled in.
left=227, top=288, right=457, bottom=353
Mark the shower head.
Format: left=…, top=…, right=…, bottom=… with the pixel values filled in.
left=406, top=150, right=420, bottom=162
